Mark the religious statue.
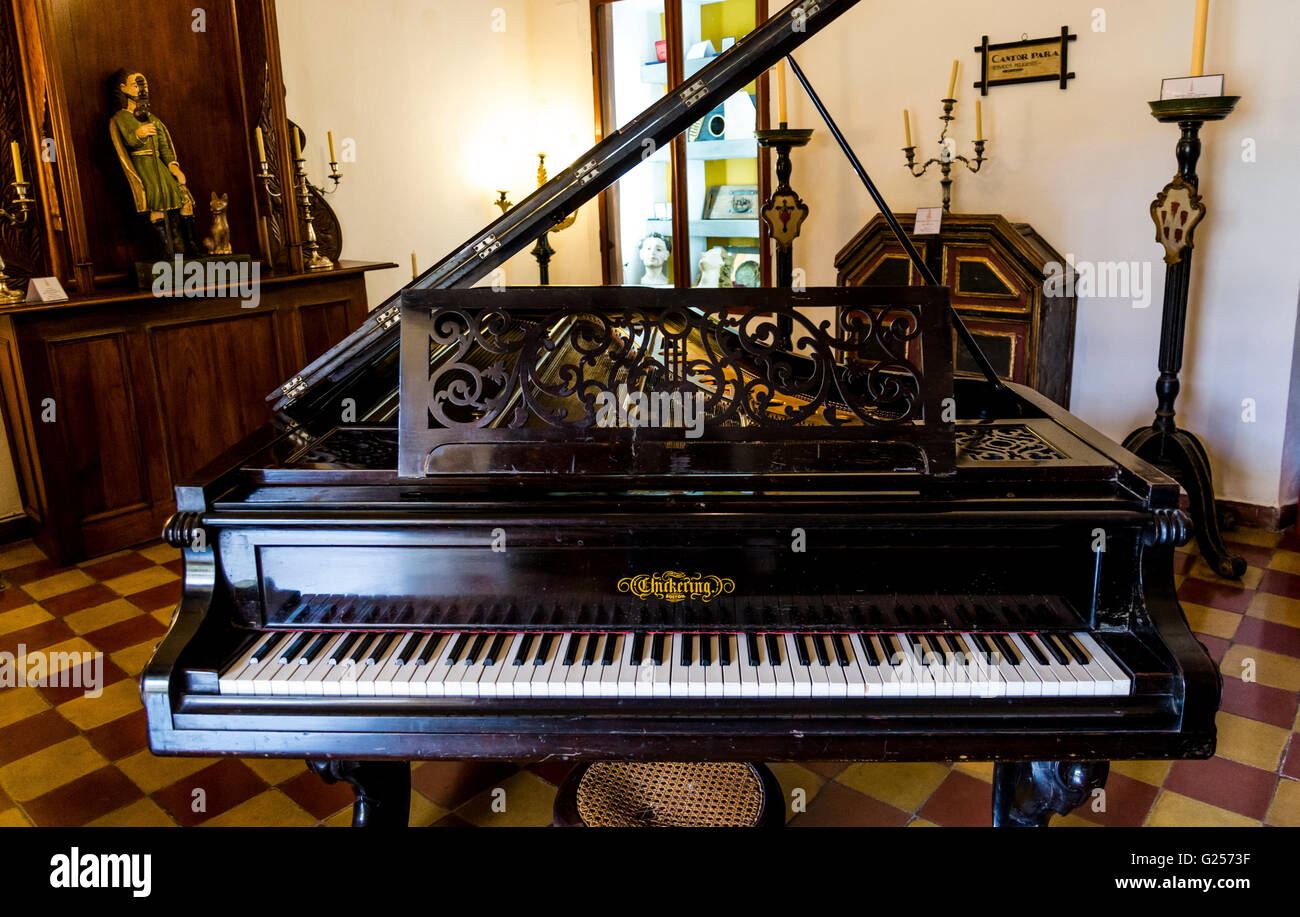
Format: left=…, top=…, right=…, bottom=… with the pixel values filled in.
left=694, top=246, right=732, bottom=288
left=108, top=69, right=201, bottom=258
left=637, top=232, right=671, bottom=286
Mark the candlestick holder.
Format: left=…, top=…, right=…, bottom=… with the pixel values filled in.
left=1123, top=93, right=1244, bottom=579
left=757, top=124, right=813, bottom=349
left=0, top=178, right=35, bottom=302
left=256, top=128, right=341, bottom=272
left=903, top=98, right=986, bottom=212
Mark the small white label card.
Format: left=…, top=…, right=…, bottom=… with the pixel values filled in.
left=913, top=206, right=943, bottom=236
left=24, top=276, right=69, bottom=303
left=1161, top=75, right=1225, bottom=100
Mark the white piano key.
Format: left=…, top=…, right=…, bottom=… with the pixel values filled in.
left=704, top=636, right=724, bottom=696
left=770, top=635, right=795, bottom=698
left=1025, top=633, right=1079, bottom=696
left=633, top=637, right=655, bottom=698
left=1073, top=632, right=1132, bottom=695
left=219, top=632, right=279, bottom=695
left=400, top=634, right=444, bottom=698
left=1043, top=633, right=1098, bottom=695
left=563, top=634, right=589, bottom=697
left=289, top=633, right=348, bottom=697
left=898, top=637, right=936, bottom=697
left=483, top=633, right=526, bottom=697
left=865, top=635, right=902, bottom=697
left=754, top=636, right=777, bottom=697
left=938, top=635, right=972, bottom=698
left=421, top=633, right=464, bottom=697
left=598, top=634, right=625, bottom=697
left=371, top=633, right=416, bottom=697
left=720, top=636, right=741, bottom=698
left=737, top=636, right=760, bottom=697
left=669, top=633, right=689, bottom=698
left=837, top=635, right=870, bottom=697
left=650, top=635, right=672, bottom=698
left=1007, top=633, right=1058, bottom=696
left=530, top=634, right=566, bottom=697
left=783, top=634, right=813, bottom=697
left=954, top=633, right=1000, bottom=698
left=687, top=637, right=708, bottom=698
left=821, top=636, right=849, bottom=698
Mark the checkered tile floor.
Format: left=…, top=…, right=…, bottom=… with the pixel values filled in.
left=0, top=529, right=1297, bottom=827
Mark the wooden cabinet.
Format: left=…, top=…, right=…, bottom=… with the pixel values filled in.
left=0, top=261, right=391, bottom=562
left=835, top=213, right=1077, bottom=407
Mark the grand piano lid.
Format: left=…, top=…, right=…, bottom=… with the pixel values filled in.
left=266, top=0, right=866, bottom=415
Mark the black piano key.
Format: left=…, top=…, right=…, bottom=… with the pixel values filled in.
left=680, top=634, right=693, bottom=667
left=1063, top=633, right=1092, bottom=665
left=346, top=634, right=374, bottom=665
left=513, top=633, right=536, bottom=666
left=794, top=635, right=811, bottom=666
left=390, top=633, right=417, bottom=666
left=445, top=633, right=471, bottom=665
left=651, top=633, right=666, bottom=666
left=329, top=632, right=362, bottom=664
left=483, top=633, right=507, bottom=666
left=1042, top=633, right=1071, bottom=666
left=268, top=632, right=304, bottom=665
left=562, top=634, right=581, bottom=666
left=811, top=634, right=830, bottom=667
left=300, top=633, right=333, bottom=665
left=243, top=631, right=282, bottom=666
left=601, top=634, right=619, bottom=666
left=465, top=633, right=488, bottom=665
left=857, top=633, right=880, bottom=666
left=972, top=632, right=996, bottom=658
left=832, top=635, right=851, bottom=666
left=993, top=634, right=1022, bottom=665
left=718, top=634, right=732, bottom=666
left=1022, top=634, right=1052, bottom=666
left=765, top=634, right=783, bottom=665
left=699, top=634, right=712, bottom=667
left=629, top=633, right=646, bottom=665
left=533, top=633, right=555, bottom=665
left=745, top=633, right=760, bottom=666
left=881, top=634, right=903, bottom=664
left=583, top=634, right=600, bottom=666
left=366, top=633, right=397, bottom=666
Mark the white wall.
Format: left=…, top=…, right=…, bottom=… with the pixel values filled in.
left=277, top=0, right=599, bottom=306
left=277, top=0, right=1299, bottom=511
left=771, top=0, right=1300, bottom=510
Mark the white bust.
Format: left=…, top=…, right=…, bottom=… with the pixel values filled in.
left=638, top=234, right=670, bottom=286
left=695, top=246, right=729, bottom=288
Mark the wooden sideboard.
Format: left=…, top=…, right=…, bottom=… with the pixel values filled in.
left=0, top=260, right=393, bottom=563
left=835, top=213, right=1077, bottom=408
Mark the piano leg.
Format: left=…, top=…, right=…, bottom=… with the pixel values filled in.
left=991, top=761, right=1109, bottom=827
left=306, top=760, right=411, bottom=828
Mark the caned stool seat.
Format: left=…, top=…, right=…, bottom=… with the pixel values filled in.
left=552, top=761, right=783, bottom=827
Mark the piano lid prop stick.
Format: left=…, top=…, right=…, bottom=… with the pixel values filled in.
left=784, top=54, right=1002, bottom=390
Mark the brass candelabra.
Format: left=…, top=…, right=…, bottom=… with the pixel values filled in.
left=903, top=98, right=987, bottom=212
left=256, top=126, right=342, bottom=272
left=0, top=175, right=35, bottom=302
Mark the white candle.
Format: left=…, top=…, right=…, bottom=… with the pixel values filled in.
left=1191, top=0, right=1210, bottom=76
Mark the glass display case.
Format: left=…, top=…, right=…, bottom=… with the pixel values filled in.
left=592, top=0, right=768, bottom=288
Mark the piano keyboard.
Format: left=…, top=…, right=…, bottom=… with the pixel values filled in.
left=218, top=630, right=1131, bottom=699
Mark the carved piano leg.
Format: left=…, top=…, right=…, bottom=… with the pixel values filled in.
left=306, top=760, right=411, bottom=827
left=991, top=761, right=1109, bottom=827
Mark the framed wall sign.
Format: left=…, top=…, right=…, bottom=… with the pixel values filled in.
left=974, top=27, right=1077, bottom=95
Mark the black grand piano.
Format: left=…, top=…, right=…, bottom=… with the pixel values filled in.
left=143, top=0, right=1218, bottom=828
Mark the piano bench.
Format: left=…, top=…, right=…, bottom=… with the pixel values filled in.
left=551, top=761, right=783, bottom=828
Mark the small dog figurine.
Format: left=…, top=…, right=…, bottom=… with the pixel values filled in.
left=203, top=191, right=231, bottom=254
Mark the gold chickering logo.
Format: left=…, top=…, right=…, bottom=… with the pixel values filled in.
left=617, top=570, right=736, bottom=603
